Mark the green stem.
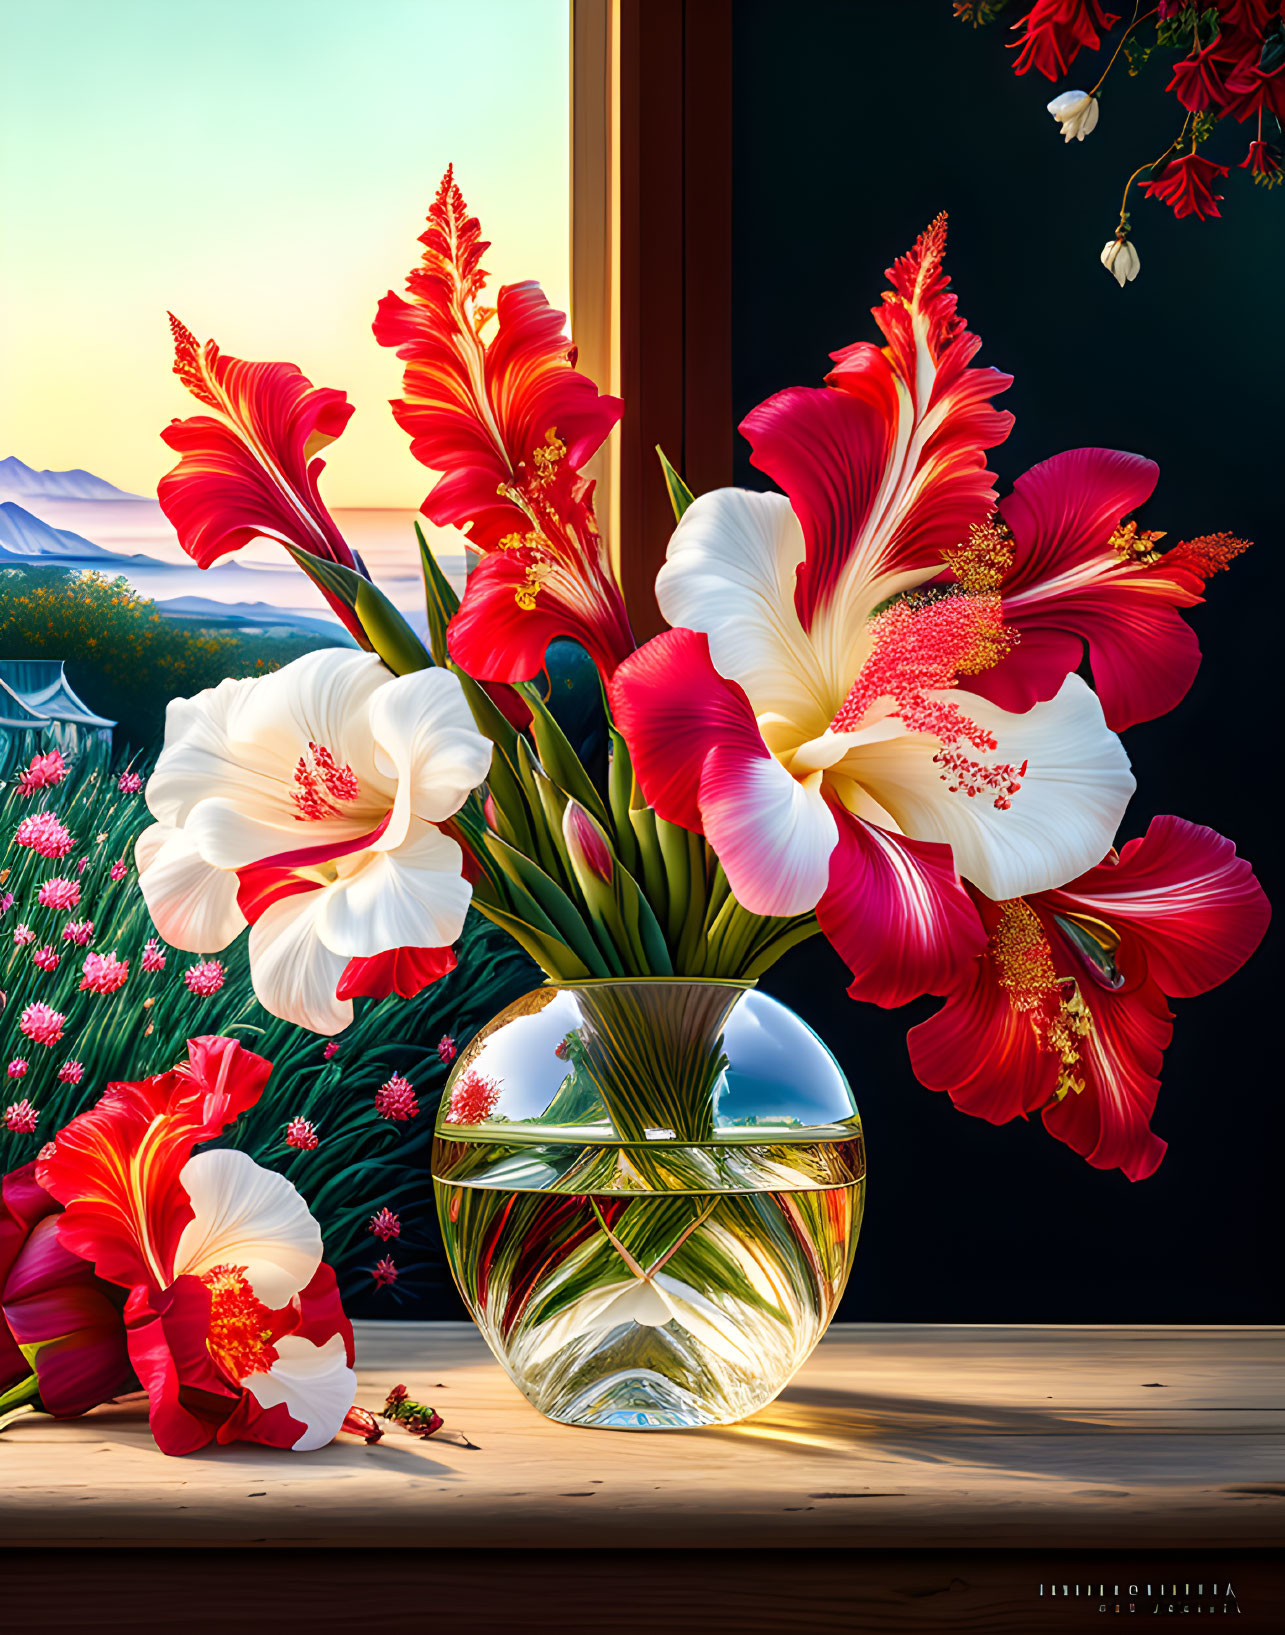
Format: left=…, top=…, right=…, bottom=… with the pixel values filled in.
left=0, top=1371, right=41, bottom=1416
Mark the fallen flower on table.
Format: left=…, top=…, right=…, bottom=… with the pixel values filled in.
left=380, top=1383, right=444, bottom=1439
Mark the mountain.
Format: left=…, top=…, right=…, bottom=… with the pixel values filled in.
left=0, top=457, right=145, bottom=503
left=152, top=595, right=353, bottom=643
left=0, top=501, right=162, bottom=567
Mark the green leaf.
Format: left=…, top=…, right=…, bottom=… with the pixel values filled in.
left=284, top=547, right=430, bottom=676
left=655, top=815, right=691, bottom=945
left=470, top=901, right=593, bottom=982
left=414, top=520, right=460, bottom=667
left=656, top=446, right=695, bottom=522
left=483, top=833, right=612, bottom=976
left=606, top=729, right=641, bottom=874
left=519, top=683, right=611, bottom=828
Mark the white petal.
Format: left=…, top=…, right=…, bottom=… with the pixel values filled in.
left=842, top=675, right=1134, bottom=899
left=242, top=1333, right=356, bottom=1452
left=247, top=891, right=352, bottom=1035
left=595, top=1279, right=675, bottom=1329
left=135, top=823, right=246, bottom=953
left=656, top=488, right=834, bottom=731
left=317, top=819, right=472, bottom=958
left=1047, top=90, right=1089, bottom=118
left=700, top=749, right=838, bottom=917
left=369, top=665, right=492, bottom=845
left=173, top=1149, right=323, bottom=1307
left=160, top=652, right=394, bottom=869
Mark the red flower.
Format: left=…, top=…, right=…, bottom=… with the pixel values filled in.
left=368, top=1208, right=400, bottom=1241
left=19, top=1003, right=65, bottom=1048
left=1010, top=1, right=1121, bottom=80
left=1240, top=138, right=1284, bottom=185
left=34, top=1037, right=357, bottom=1455
left=436, top=1034, right=457, bottom=1066
left=374, top=1075, right=419, bottom=1123
left=15, top=812, right=73, bottom=860
left=957, top=449, right=1250, bottom=732
left=1166, top=38, right=1234, bottom=115
left=1, top=1162, right=132, bottom=1419
left=4, top=1099, right=38, bottom=1134
left=16, top=751, right=68, bottom=797
left=444, top=1070, right=501, bottom=1126
left=373, top=168, right=633, bottom=683
left=158, top=318, right=366, bottom=642
left=372, top=1257, right=398, bottom=1287
left=908, top=818, right=1270, bottom=1180
left=1140, top=152, right=1230, bottom=219
left=80, top=951, right=129, bottom=996
left=284, top=1117, right=319, bottom=1151
left=184, top=959, right=226, bottom=997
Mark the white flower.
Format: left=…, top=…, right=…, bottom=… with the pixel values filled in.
left=136, top=650, right=491, bottom=1033
left=1100, top=237, right=1140, bottom=287
left=1048, top=90, right=1099, bottom=142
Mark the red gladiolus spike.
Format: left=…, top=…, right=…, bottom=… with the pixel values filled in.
left=158, top=319, right=366, bottom=642
left=373, top=168, right=633, bottom=682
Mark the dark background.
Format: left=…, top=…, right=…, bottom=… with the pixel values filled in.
left=734, top=0, right=1282, bottom=1322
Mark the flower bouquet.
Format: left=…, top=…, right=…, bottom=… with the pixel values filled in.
left=11, top=171, right=1266, bottom=1438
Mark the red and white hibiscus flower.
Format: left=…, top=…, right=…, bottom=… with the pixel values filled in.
left=907, top=817, right=1270, bottom=1180
left=374, top=167, right=633, bottom=683
left=611, top=219, right=1135, bottom=1006
left=136, top=649, right=491, bottom=1034
left=35, top=1036, right=357, bottom=1455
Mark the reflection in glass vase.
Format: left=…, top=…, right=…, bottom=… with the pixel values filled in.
left=433, top=980, right=864, bottom=1430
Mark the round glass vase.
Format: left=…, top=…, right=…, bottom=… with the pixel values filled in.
left=431, top=979, right=865, bottom=1431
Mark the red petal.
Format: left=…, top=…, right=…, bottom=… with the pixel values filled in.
left=609, top=628, right=767, bottom=833
left=816, top=808, right=986, bottom=1008
left=967, top=447, right=1226, bottom=729
left=1041, top=977, right=1172, bottom=1183
left=335, top=943, right=456, bottom=1002
left=1048, top=815, right=1272, bottom=999
left=36, top=1037, right=272, bottom=1293
left=745, top=219, right=1012, bottom=632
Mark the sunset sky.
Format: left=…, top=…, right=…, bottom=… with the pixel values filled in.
left=0, top=0, right=569, bottom=509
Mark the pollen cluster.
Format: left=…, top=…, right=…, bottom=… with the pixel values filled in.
left=202, top=1263, right=279, bottom=1383
left=944, top=518, right=1014, bottom=596
left=830, top=591, right=1024, bottom=808
left=293, top=742, right=361, bottom=821
left=1109, top=519, right=1166, bottom=565
left=990, top=900, right=1093, bottom=1098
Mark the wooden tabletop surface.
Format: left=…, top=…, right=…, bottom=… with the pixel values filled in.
left=4, top=1322, right=1282, bottom=1550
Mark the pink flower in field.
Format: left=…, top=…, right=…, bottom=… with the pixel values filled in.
left=117, top=771, right=144, bottom=794
left=32, top=945, right=60, bottom=973
left=58, top=1060, right=84, bottom=1085
left=4, top=1099, right=39, bottom=1135
left=19, top=1002, right=65, bottom=1047
left=437, top=1034, right=457, bottom=1065
left=322, top=1041, right=340, bottom=1060
left=38, top=877, right=80, bottom=911
left=0, top=892, right=14, bottom=914
left=13, top=924, right=36, bottom=947
left=183, top=959, right=225, bottom=997
left=16, top=750, right=67, bottom=796
left=445, top=1070, right=501, bottom=1127
left=141, top=938, right=166, bottom=973
left=109, top=860, right=128, bottom=882
left=62, top=920, right=94, bottom=946
left=372, top=1257, right=399, bottom=1287
left=77, top=857, right=89, bottom=874
left=7, top=1059, right=29, bottom=1080
left=374, top=1074, right=419, bottom=1123
left=284, top=1116, right=319, bottom=1150
left=15, top=812, right=74, bottom=860
left=80, top=951, right=129, bottom=995
left=369, top=1208, right=400, bottom=1241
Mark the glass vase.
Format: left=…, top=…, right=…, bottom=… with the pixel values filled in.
left=432, top=979, right=864, bottom=1430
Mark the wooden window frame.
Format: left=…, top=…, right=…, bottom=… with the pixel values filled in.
left=570, top=0, right=733, bottom=641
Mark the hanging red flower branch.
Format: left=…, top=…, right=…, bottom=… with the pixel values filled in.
left=956, top=1, right=1284, bottom=281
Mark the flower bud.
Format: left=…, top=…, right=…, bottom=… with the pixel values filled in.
left=562, top=799, right=614, bottom=885
left=1100, top=236, right=1140, bottom=287
left=1048, top=91, right=1099, bottom=142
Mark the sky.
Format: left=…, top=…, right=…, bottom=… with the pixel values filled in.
left=0, top=0, right=569, bottom=509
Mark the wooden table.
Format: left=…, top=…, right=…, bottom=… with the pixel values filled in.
left=5, top=1323, right=1282, bottom=1630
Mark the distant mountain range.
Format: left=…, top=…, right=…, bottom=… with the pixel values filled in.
left=151, top=595, right=353, bottom=642
left=0, top=501, right=162, bottom=569
left=0, top=456, right=144, bottom=503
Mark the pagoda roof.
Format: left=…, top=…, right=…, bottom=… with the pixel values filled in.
left=0, top=659, right=115, bottom=731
